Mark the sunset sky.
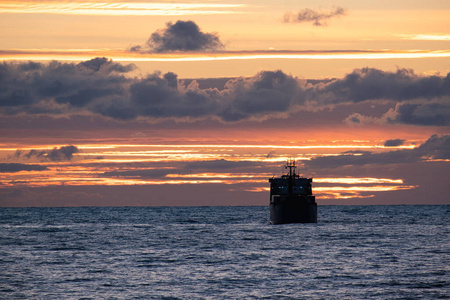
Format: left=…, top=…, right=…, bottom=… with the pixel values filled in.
left=0, top=0, right=449, bottom=206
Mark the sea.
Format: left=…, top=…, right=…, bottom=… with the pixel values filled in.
left=1, top=205, right=448, bottom=299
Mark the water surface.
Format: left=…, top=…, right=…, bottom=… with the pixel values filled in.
left=1, top=205, right=448, bottom=299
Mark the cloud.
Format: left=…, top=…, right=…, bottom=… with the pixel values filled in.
left=78, top=57, right=135, bottom=73
left=415, top=134, right=450, bottom=160
left=1, top=60, right=449, bottom=125
left=345, top=99, right=450, bottom=127
left=384, top=139, right=405, bottom=147
left=315, top=68, right=450, bottom=104
left=184, top=159, right=261, bottom=170
left=0, top=2, right=244, bottom=17
left=385, top=102, right=450, bottom=126
left=0, top=58, right=134, bottom=115
left=305, top=134, right=450, bottom=169
left=133, top=20, right=223, bottom=53
left=344, top=113, right=378, bottom=126
left=218, top=70, right=303, bottom=121
left=95, top=69, right=303, bottom=121
left=13, top=145, right=80, bottom=162
left=284, top=7, right=346, bottom=26
left=397, top=34, right=450, bottom=41
left=103, top=169, right=173, bottom=179
left=0, top=163, right=48, bottom=172
left=102, top=159, right=263, bottom=180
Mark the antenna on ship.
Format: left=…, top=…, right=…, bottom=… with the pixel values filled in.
left=285, top=158, right=296, bottom=177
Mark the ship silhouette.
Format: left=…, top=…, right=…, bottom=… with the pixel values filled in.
left=269, top=159, right=317, bottom=224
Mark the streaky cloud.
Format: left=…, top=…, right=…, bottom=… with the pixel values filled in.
left=185, top=159, right=262, bottom=170
left=397, top=34, right=450, bottom=41
left=102, top=160, right=263, bottom=180
left=0, top=163, right=48, bottom=173
left=0, top=2, right=243, bottom=16
left=2, top=49, right=450, bottom=61
left=103, top=169, right=174, bottom=179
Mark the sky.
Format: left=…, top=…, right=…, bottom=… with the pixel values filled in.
left=0, top=0, right=449, bottom=207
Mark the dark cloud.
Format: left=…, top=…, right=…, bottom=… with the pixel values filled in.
left=344, top=113, right=377, bottom=126
left=415, top=134, right=450, bottom=160
left=0, top=58, right=134, bottom=116
left=78, top=57, right=135, bottom=73
left=1, top=60, right=449, bottom=125
left=0, top=163, right=48, bottom=172
left=305, top=134, right=450, bottom=169
left=218, top=70, right=303, bottom=121
left=316, top=68, right=450, bottom=104
left=386, top=102, right=450, bottom=126
left=95, top=69, right=302, bottom=121
left=185, top=159, right=261, bottom=170
left=132, top=20, right=223, bottom=53
left=102, top=160, right=263, bottom=180
left=384, top=139, right=405, bottom=147
left=13, top=145, right=79, bottom=162
left=284, top=7, right=346, bottom=26
left=345, top=99, right=450, bottom=127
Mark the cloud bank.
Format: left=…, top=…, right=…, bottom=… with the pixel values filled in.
left=306, top=134, right=450, bottom=169
left=284, top=7, right=346, bottom=26
left=131, top=20, right=223, bottom=53
left=103, top=159, right=262, bottom=180
left=1, top=59, right=449, bottom=125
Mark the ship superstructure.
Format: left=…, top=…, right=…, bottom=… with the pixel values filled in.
left=269, top=159, right=317, bottom=224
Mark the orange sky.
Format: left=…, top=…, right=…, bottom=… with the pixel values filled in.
left=1, top=0, right=449, bottom=77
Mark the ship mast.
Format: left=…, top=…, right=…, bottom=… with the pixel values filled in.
left=285, top=158, right=296, bottom=177
left=285, top=159, right=296, bottom=195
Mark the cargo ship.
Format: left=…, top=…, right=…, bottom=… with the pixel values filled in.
left=269, top=159, right=317, bottom=224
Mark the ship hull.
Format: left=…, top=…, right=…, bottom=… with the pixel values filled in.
left=270, top=195, right=317, bottom=224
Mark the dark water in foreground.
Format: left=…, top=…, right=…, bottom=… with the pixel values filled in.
left=1, top=206, right=448, bottom=299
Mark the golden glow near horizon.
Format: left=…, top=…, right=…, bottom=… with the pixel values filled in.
left=0, top=141, right=420, bottom=200
left=2, top=49, right=450, bottom=62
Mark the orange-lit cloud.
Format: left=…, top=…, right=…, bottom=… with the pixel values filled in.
left=314, top=185, right=417, bottom=199
left=314, top=178, right=404, bottom=184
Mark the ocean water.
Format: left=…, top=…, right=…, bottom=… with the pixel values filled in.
left=1, top=205, right=448, bottom=299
